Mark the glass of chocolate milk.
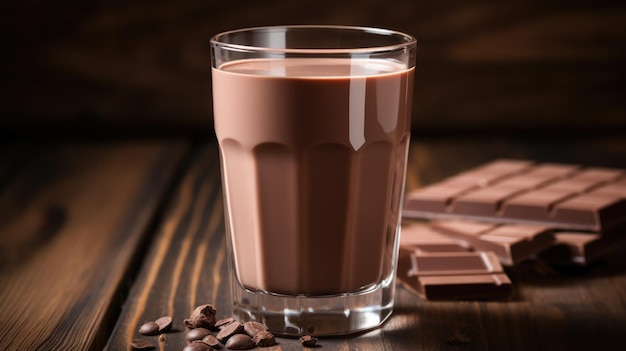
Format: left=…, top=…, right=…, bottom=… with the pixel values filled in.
left=210, top=25, right=416, bottom=336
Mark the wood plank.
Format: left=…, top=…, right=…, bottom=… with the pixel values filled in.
left=0, top=141, right=187, bottom=351
left=109, top=140, right=626, bottom=350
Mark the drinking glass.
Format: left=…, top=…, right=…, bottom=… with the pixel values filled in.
left=210, top=25, right=416, bottom=336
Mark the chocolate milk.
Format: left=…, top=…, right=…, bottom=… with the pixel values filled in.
left=213, top=58, right=413, bottom=296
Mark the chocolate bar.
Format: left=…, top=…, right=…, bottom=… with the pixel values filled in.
left=398, top=224, right=513, bottom=300
left=403, top=159, right=626, bottom=231
left=430, top=220, right=555, bottom=265
left=397, top=250, right=513, bottom=300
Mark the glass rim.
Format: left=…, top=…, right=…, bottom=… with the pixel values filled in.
left=210, top=25, right=417, bottom=55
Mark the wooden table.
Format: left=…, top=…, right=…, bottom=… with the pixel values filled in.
left=1, top=136, right=625, bottom=351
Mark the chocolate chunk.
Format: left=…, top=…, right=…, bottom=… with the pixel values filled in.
left=138, top=321, right=160, bottom=336
left=252, top=330, right=276, bottom=347
left=154, top=316, right=172, bottom=332
left=130, top=339, right=154, bottom=350
left=224, top=334, right=255, bottom=350
left=299, top=335, right=318, bottom=347
left=243, top=321, right=266, bottom=337
left=430, top=220, right=555, bottom=265
left=216, top=321, right=244, bottom=342
left=186, top=327, right=211, bottom=342
left=417, top=273, right=513, bottom=300
left=397, top=250, right=513, bottom=300
left=185, top=304, right=217, bottom=329
left=398, top=223, right=473, bottom=283
left=215, top=317, right=234, bottom=329
left=183, top=340, right=213, bottom=351
left=202, top=334, right=221, bottom=348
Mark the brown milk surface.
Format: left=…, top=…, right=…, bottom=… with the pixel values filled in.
left=213, top=58, right=413, bottom=295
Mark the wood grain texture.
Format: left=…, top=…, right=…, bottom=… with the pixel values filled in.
left=104, top=144, right=231, bottom=351
left=106, top=140, right=626, bottom=351
left=0, top=141, right=187, bottom=351
left=105, top=145, right=399, bottom=351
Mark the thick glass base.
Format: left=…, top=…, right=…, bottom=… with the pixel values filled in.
left=230, top=275, right=396, bottom=337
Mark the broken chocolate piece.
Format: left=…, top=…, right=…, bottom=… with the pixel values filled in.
left=299, top=335, right=318, bottom=347
left=185, top=304, right=217, bottom=329
left=252, top=330, right=276, bottom=347
left=216, top=321, right=244, bottom=342
left=430, top=220, right=555, bottom=265
left=397, top=250, right=513, bottom=300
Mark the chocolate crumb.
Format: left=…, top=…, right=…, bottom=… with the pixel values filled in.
left=252, top=330, right=276, bottom=347
left=299, top=335, right=318, bottom=347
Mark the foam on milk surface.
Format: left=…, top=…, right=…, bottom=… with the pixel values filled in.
left=218, top=57, right=408, bottom=78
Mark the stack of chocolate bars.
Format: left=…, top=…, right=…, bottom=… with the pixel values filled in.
left=399, top=159, right=626, bottom=300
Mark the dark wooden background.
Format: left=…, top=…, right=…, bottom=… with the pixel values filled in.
left=2, top=0, right=626, bottom=138
left=2, top=2, right=626, bottom=350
